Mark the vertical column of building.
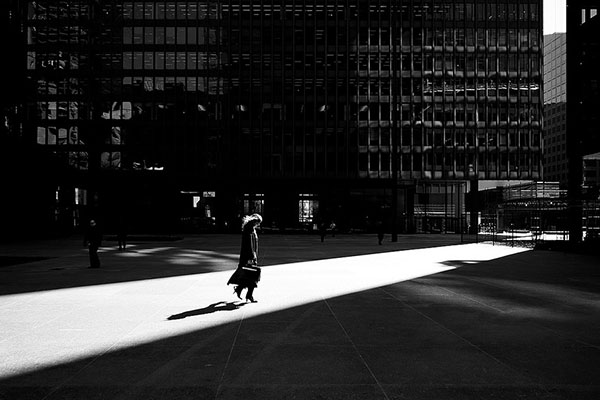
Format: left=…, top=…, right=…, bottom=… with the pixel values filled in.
left=159, top=3, right=168, bottom=174
left=543, top=33, right=567, bottom=185
left=308, top=0, right=316, bottom=176
left=343, top=0, right=355, bottom=178
left=566, top=0, right=600, bottom=243
left=3, top=1, right=54, bottom=237
left=226, top=0, right=239, bottom=182
left=257, top=1, right=265, bottom=177
left=180, top=2, right=190, bottom=170
left=524, top=0, right=543, bottom=181
left=482, top=1, right=494, bottom=180
left=85, top=0, right=103, bottom=217
left=1, top=0, right=23, bottom=139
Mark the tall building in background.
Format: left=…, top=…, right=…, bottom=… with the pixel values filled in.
left=543, top=32, right=567, bottom=186
left=12, top=0, right=543, bottom=236
left=566, top=1, right=600, bottom=242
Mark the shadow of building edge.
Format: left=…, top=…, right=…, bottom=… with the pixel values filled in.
left=0, top=234, right=467, bottom=296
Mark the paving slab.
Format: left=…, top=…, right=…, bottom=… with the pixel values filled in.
left=1, top=234, right=599, bottom=400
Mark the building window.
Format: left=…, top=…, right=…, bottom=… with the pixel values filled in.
left=244, top=193, right=264, bottom=215
left=298, top=194, right=318, bottom=223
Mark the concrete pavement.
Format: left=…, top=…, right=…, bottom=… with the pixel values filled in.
left=1, top=233, right=599, bottom=399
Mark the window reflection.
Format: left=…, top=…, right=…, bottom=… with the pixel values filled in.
left=25, top=0, right=543, bottom=179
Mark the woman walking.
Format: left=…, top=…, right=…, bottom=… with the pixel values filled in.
left=227, top=213, right=262, bottom=302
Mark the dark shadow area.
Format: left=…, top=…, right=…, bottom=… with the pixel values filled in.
left=1, top=247, right=599, bottom=399
left=534, top=239, right=600, bottom=255
left=441, top=250, right=600, bottom=293
left=0, top=234, right=465, bottom=296
left=103, top=235, right=184, bottom=242
left=167, top=301, right=246, bottom=320
left=0, top=256, right=53, bottom=268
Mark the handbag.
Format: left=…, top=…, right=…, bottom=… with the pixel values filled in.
left=240, top=264, right=262, bottom=282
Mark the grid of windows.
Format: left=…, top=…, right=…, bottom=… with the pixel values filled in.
left=23, top=0, right=543, bottom=181
left=543, top=33, right=567, bottom=184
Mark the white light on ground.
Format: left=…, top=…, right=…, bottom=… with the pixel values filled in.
left=0, top=243, right=529, bottom=379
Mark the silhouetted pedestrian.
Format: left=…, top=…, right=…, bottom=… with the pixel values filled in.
left=83, top=219, right=102, bottom=268
left=329, top=221, right=337, bottom=237
left=227, top=213, right=262, bottom=302
left=117, top=217, right=127, bottom=251
left=377, top=221, right=385, bottom=245
left=319, top=222, right=327, bottom=242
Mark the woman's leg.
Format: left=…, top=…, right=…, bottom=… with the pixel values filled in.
left=233, top=285, right=243, bottom=300
left=246, top=286, right=257, bottom=302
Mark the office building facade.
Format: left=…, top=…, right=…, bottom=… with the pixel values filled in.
left=543, top=32, right=567, bottom=186
left=15, top=0, right=543, bottom=234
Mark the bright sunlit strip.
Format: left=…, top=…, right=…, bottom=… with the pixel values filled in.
left=0, top=243, right=529, bottom=379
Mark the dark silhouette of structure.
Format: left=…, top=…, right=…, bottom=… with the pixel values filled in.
left=5, top=1, right=543, bottom=237
left=566, top=1, right=600, bottom=242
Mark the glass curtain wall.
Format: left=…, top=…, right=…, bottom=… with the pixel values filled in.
left=24, top=0, right=542, bottom=181
left=21, top=0, right=542, bottom=232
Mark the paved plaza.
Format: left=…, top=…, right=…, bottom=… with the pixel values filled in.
left=1, top=233, right=599, bottom=399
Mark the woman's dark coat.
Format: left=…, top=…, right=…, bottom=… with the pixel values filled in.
left=238, top=223, right=258, bottom=267
left=227, top=223, right=259, bottom=288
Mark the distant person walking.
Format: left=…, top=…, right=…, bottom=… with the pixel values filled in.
left=83, top=219, right=102, bottom=268
left=377, top=221, right=385, bottom=245
left=227, top=213, right=263, bottom=302
left=329, top=221, right=337, bottom=237
left=117, top=217, right=127, bottom=251
left=318, top=222, right=327, bottom=242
